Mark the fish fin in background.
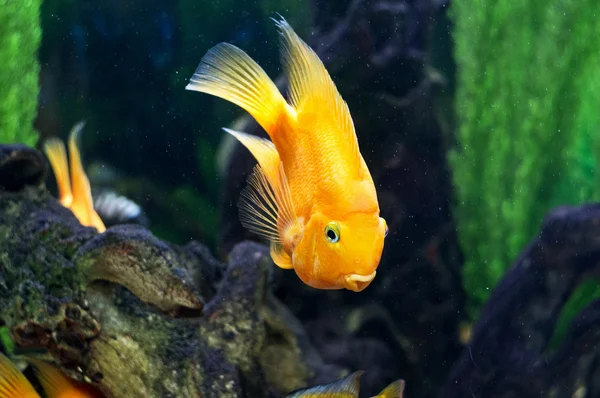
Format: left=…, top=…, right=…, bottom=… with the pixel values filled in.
left=185, top=43, right=293, bottom=136
left=43, top=138, right=73, bottom=208
left=89, top=211, right=107, bottom=233
left=270, top=242, right=293, bottom=269
left=28, top=357, right=102, bottom=398
left=274, top=17, right=360, bottom=163
left=0, top=353, right=40, bottom=398
left=67, top=122, right=106, bottom=233
left=370, top=379, right=405, bottom=398
left=285, top=370, right=364, bottom=397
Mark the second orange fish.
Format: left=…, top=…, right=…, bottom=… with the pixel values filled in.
left=43, top=122, right=106, bottom=233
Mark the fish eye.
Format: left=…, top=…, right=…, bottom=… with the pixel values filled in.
left=324, top=223, right=340, bottom=243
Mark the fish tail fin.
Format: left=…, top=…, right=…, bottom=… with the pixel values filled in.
left=67, top=122, right=106, bottom=233
left=43, top=138, right=73, bottom=208
left=27, top=357, right=99, bottom=398
left=186, top=43, right=292, bottom=137
left=371, top=379, right=405, bottom=398
left=0, top=353, right=40, bottom=398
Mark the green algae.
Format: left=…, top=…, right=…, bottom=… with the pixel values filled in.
left=0, top=0, right=41, bottom=146
left=84, top=285, right=198, bottom=397
left=0, top=326, right=15, bottom=355
left=450, top=0, right=600, bottom=318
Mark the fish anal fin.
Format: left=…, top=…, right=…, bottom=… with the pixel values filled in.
left=232, top=129, right=301, bottom=257
left=43, top=138, right=73, bottom=208
left=0, top=353, right=40, bottom=398
left=274, top=17, right=359, bottom=161
left=270, top=242, right=293, bottom=269
left=227, top=128, right=300, bottom=238
left=224, top=128, right=280, bottom=179
left=67, top=122, right=106, bottom=233
left=186, top=43, right=293, bottom=137
left=371, top=379, right=405, bottom=398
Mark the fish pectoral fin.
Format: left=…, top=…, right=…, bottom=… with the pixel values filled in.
left=238, top=164, right=281, bottom=244
left=186, top=43, right=291, bottom=136
left=227, top=129, right=301, bottom=252
left=0, top=353, right=40, bottom=398
left=67, top=122, right=106, bottom=233
left=43, top=138, right=73, bottom=208
left=370, top=379, right=405, bottom=398
left=270, top=242, right=293, bottom=269
left=286, top=370, right=364, bottom=397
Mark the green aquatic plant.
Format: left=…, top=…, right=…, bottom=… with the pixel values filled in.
left=450, top=0, right=600, bottom=318
left=0, top=326, right=15, bottom=355
left=0, top=0, right=42, bottom=146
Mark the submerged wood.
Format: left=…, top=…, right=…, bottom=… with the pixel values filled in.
left=441, top=205, right=600, bottom=398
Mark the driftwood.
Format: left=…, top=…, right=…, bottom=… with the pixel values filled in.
left=441, top=205, right=600, bottom=398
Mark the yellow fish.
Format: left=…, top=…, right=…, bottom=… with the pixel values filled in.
left=186, top=17, right=387, bottom=292
left=0, top=353, right=103, bottom=398
left=43, top=122, right=106, bottom=233
left=285, top=371, right=405, bottom=397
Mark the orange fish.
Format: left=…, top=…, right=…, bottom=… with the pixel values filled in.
left=186, top=17, right=387, bottom=292
left=0, top=353, right=103, bottom=398
left=43, top=122, right=106, bottom=233
left=285, top=371, right=405, bottom=397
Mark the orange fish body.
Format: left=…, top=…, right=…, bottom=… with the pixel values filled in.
left=0, top=353, right=103, bottom=398
left=187, top=18, right=387, bottom=292
left=43, top=122, right=106, bottom=233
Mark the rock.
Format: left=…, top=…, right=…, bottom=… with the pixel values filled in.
left=75, top=225, right=205, bottom=317
left=0, top=144, right=47, bottom=192
left=0, top=144, right=340, bottom=397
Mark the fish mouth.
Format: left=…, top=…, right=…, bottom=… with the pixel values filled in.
left=344, top=271, right=377, bottom=292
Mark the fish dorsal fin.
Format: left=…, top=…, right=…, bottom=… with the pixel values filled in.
left=43, top=138, right=73, bottom=208
left=67, top=122, right=106, bottom=233
left=226, top=129, right=299, bottom=263
left=274, top=17, right=359, bottom=162
left=186, top=43, right=293, bottom=137
left=286, top=371, right=364, bottom=397
left=0, top=353, right=40, bottom=398
left=371, top=379, right=405, bottom=398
